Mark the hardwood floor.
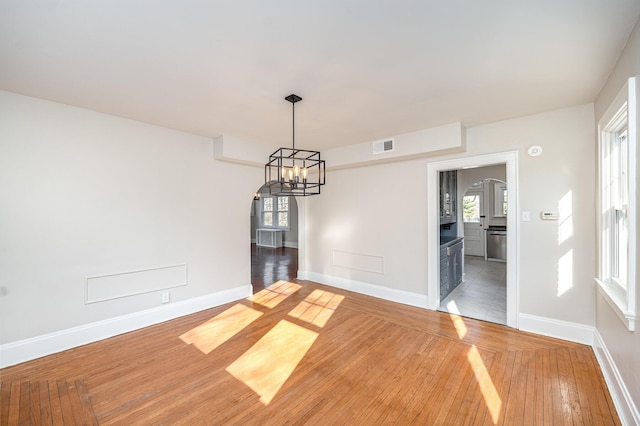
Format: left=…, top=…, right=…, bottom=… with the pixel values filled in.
left=1, top=280, right=619, bottom=425
left=251, top=244, right=298, bottom=293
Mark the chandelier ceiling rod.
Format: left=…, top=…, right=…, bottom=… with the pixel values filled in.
left=285, top=94, right=302, bottom=150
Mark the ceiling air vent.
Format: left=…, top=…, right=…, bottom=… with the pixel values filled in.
left=373, top=138, right=395, bottom=155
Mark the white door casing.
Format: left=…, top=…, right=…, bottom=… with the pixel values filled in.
left=427, top=151, right=518, bottom=328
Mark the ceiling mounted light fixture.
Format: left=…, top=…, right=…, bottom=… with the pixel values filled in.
left=265, top=94, right=326, bottom=196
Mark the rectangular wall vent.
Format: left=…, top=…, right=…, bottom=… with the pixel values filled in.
left=373, top=138, right=395, bottom=154
left=332, top=250, right=384, bottom=274
left=85, top=264, right=187, bottom=304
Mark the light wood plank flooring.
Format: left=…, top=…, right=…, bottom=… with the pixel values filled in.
left=0, top=280, right=619, bottom=425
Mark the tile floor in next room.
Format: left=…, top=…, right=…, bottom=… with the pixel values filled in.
left=439, top=255, right=507, bottom=325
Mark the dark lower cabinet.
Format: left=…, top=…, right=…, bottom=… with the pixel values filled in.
left=439, top=245, right=450, bottom=298
left=440, top=239, right=463, bottom=300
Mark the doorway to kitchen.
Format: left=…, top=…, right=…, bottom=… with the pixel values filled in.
left=439, top=175, right=508, bottom=325
left=250, top=185, right=299, bottom=294
left=426, top=152, right=518, bottom=328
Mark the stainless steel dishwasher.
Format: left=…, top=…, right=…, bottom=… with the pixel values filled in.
left=487, top=226, right=507, bottom=261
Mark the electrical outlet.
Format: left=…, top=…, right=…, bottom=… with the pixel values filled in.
left=162, top=292, right=170, bottom=304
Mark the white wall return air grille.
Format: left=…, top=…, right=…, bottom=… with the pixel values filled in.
left=373, top=139, right=395, bottom=154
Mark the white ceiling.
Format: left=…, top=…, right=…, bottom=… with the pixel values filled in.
left=1, top=1, right=639, bottom=151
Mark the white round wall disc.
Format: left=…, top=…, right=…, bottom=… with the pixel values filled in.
left=527, top=145, right=543, bottom=157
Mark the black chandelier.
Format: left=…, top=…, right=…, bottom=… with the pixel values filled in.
left=265, top=94, right=326, bottom=196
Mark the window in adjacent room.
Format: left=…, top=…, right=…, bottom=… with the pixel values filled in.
left=277, top=196, right=289, bottom=227
left=262, top=197, right=274, bottom=227
left=261, top=196, right=289, bottom=229
left=596, top=77, right=637, bottom=331
left=493, top=183, right=507, bottom=217
left=463, top=194, right=481, bottom=223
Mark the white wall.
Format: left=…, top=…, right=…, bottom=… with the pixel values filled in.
left=0, top=91, right=263, bottom=344
left=305, top=159, right=428, bottom=290
left=594, top=17, right=640, bottom=418
left=324, top=122, right=466, bottom=170
left=458, top=165, right=506, bottom=192
left=468, top=105, right=596, bottom=324
left=304, top=102, right=596, bottom=326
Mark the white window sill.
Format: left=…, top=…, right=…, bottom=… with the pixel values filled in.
left=595, top=278, right=636, bottom=331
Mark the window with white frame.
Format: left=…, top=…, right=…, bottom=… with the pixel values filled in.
left=261, top=196, right=289, bottom=229
left=277, top=196, right=289, bottom=227
left=463, top=194, right=481, bottom=223
left=597, top=77, right=636, bottom=331
left=611, top=127, right=628, bottom=288
left=262, top=197, right=274, bottom=226
left=493, top=183, right=507, bottom=217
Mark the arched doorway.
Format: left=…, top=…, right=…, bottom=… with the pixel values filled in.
left=250, top=185, right=299, bottom=293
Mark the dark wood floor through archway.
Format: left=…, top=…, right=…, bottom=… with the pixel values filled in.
left=250, top=244, right=298, bottom=293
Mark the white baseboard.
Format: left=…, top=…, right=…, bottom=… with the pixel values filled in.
left=0, top=284, right=252, bottom=368
left=518, top=313, right=594, bottom=345
left=593, top=330, right=640, bottom=426
left=299, top=271, right=428, bottom=309
left=297, top=275, right=594, bottom=346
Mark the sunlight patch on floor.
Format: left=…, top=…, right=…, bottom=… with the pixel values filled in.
left=467, top=344, right=502, bottom=424
left=180, top=304, right=262, bottom=354
left=288, top=289, right=345, bottom=328
left=446, top=300, right=468, bottom=339
left=226, top=320, right=318, bottom=405
left=249, top=280, right=302, bottom=309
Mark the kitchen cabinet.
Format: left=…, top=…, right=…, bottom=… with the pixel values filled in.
left=440, top=237, right=463, bottom=300
left=439, top=245, right=450, bottom=299
left=439, top=170, right=457, bottom=224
